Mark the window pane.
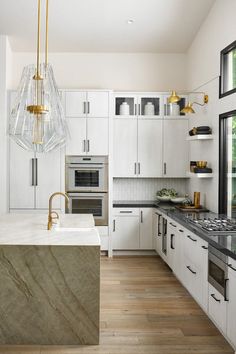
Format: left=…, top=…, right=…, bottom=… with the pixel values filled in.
left=221, top=43, right=236, bottom=96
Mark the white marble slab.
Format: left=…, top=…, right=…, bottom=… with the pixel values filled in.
left=0, top=214, right=100, bottom=246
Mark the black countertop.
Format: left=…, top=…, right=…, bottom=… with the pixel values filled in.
left=113, top=200, right=236, bottom=261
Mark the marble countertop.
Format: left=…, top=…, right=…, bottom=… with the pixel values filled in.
left=0, top=214, right=100, bottom=246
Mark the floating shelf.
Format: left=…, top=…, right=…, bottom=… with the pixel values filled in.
left=186, top=172, right=214, bottom=178
left=187, top=135, right=213, bottom=141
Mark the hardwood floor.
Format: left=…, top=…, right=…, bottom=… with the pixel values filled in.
left=0, top=256, right=234, bottom=354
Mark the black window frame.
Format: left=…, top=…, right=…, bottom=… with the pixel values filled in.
left=219, top=109, right=236, bottom=215
left=219, top=40, right=236, bottom=99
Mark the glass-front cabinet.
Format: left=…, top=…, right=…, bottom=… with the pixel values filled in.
left=163, top=94, right=188, bottom=117
left=115, top=93, right=163, bottom=118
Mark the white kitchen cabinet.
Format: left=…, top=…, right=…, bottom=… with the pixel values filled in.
left=208, top=284, right=227, bottom=334
left=87, top=92, right=109, bottom=118
left=87, top=118, right=109, bottom=155
left=138, top=120, right=163, bottom=177
left=66, top=117, right=108, bottom=156
left=9, top=140, right=62, bottom=210
left=140, top=208, right=153, bottom=249
left=112, top=209, right=139, bottom=250
left=66, top=118, right=87, bottom=155
left=167, top=221, right=184, bottom=279
left=65, top=91, right=109, bottom=118
left=113, top=118, right=137, bottom=177
left=226, top=258, right=236, bottom=349
left=65, top=91, right=87, bottom=117
left=9, top=140, right=35, bottom=209
left=114, top=93, right=162, bottom=118
left=35, top=150, right=61, bottom=209
left=163, top=119, right=189, bottom=177
left=163, top=94, right=188, bottom=117
left=153, top=210, right=162, bottom=254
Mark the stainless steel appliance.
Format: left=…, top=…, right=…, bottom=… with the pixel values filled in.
left=67, top=192, right=108, bottom=226
left=66, top=155, right=108, bottom=192
left=65, top=156, right=108, bottom=226
left=208, top=245, right=228, bottom=299
left=186, top=216, right=236, bottom=235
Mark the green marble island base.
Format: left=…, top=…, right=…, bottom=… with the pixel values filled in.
left=0, top=245, right=100, bottom=345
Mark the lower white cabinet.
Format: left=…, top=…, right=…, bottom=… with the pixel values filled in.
left=167, top=221, right=183, bottom=280
left=227, top=258, right=236, bottom=348
left=112, top=208, right=153, bottom=250
left=112, top=209, right=140, bottom=250
left=153, top=210, right=162, bottom=254
left=208, top=284, right=227, bottom=334
left=140, top=208, right=153, bottom=249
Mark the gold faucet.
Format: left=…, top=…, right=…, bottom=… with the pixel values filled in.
left=47, top=192, right=69, bottom=230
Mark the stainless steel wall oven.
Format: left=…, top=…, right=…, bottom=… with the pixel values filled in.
left=65, top=156, right=108, bottom=226
left=208, top=245, right=228, bottom=299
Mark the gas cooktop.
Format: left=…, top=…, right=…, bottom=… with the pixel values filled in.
left=186, top=217, right=236, bottom=235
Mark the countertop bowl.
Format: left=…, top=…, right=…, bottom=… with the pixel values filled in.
left=157, top=196, right=171, bottom=202
left=170, top=197, right=187, bottom=204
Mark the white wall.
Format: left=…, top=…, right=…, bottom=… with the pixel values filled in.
left=186, top=0, right=236, bottom=213
left=0, top=36, right=12, bottom=213
left=10, top=52, right=187, bottom=91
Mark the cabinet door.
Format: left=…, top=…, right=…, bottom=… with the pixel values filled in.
left=112, top=216, right=139, bottom=250
left=227, top=260, right=236, bottom=348
left=153, top=211, right=162, bottom=254
left=66, top=118, right=87, bottom=155
left=115, top=94, right=137, bottom=117
left=35, top=149, right=61, bottom=209
left=140, top=208, right=153, bottom=249
left=113, top=118, right=138, bottom=177
left=9, top=140, right=35, bottom=209
left=87, top=92, right=109, bottom=118
left=87, top=118, right=109, bottom=155
left=138, top=95, right=163, bottom=118
left=65, top=91, right=87, bottom=117
left=138, top=119, right=163, bottom=177
left=208, top=284, right=227, bottom=334
left=163, top=119, right=188, bottom=177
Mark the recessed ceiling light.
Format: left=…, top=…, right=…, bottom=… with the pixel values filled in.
left=127, top=19, right=134, bottom=24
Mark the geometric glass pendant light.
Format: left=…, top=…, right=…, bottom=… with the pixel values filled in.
left=9, top=0, right=67, bottom=153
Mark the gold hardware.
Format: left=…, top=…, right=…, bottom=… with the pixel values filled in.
left=27, top=105, right=49, bottom=114
left=167, top=91, right=181, bottom=104
left=47, top=192, right=69, bottom=230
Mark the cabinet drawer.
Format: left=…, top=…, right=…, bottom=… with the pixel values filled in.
left=113, top=208, right=139, bottom=217
left=184, top=231, right=201, bottom=266
left=208, top=284, right=227, bottom=334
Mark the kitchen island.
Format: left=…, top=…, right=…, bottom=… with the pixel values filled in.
left=0, top=214, right=100, bottom=345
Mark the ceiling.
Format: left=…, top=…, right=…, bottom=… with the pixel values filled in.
left=0, top=0, right=215, bottom=53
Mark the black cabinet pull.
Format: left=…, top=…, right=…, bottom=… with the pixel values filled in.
left=186, top=266, right=196, bottom=275
left=187, top=235, right=197, bottom=242
left=113, top=220, right=116, bottom=232
left=179, top=229, right=184, bottom=233
left=170, top=234, right=175, bottom=249
left=170, top=222, right=176, bottom=227
left=228, top=263, right=236, bottom=271
left=202, top=245, right=208, bottom=250
left=211, top=293, right=221, bottom=303
left=224, top=279, right=229, bottom=302
left=119, top=211, right=133, bottom=214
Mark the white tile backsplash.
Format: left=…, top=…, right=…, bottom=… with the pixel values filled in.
left=113, top=178, right=187, bottom=201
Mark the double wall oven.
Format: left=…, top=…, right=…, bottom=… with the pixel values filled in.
left=65, top=156, right=108, bottom=226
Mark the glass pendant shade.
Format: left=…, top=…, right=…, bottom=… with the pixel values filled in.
left=9, top=63, right=67, bottom=153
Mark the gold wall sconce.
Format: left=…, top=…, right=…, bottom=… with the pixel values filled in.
left=167, top=91, right=209, bottom=114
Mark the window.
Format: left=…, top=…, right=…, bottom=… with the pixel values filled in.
left=220, top=40, right=236, bottom=98
left=219, top=110, right=236, bottom=217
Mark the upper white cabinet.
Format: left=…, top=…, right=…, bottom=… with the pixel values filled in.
left=113, top=118, right=137, bottom=177
left=138, top=119, right=163, bottom=177
left=115, top=93, right=163, bottom=118
left=65, top=90, right=110, bottom=156
left=140, top=208, right=153, bottom=249
left=163, top=119, right=189, bottom=177
left=65, top=91, right=109, bottom=118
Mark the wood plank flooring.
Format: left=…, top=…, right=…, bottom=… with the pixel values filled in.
left=0, top=256, right=234, bottom=354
